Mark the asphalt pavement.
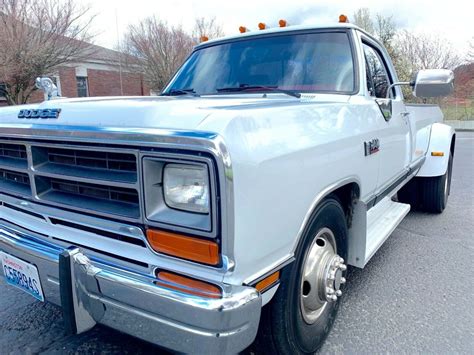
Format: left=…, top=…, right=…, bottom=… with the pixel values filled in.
left=1, top=132, right=473, bottom=354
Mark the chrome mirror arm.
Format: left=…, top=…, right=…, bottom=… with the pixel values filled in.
left=386, top=81, right=415, bottom=99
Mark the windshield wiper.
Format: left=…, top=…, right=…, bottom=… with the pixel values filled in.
left=216, top=84, right=301, bottom=98
left=162, top=88, right=200, bottom=97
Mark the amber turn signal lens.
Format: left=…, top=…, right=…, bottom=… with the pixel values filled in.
left=339, top=14, right=348, bottom=23
left=258, top=22, right=266, bottom=30
left=157, top=271, right=222, bottom=299
left=431, top=151, right=445, bottom=157
left=255, top=271, right=280, bottom=292
left=146, top=229, right=220, bottom=265
left=279, top=19, right=287, bottom=27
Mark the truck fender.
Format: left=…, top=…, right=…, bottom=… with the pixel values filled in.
left=417, top=122, right=455, bottom=177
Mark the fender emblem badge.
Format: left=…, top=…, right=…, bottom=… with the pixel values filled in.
left=364, top=138, right=380, bottom=156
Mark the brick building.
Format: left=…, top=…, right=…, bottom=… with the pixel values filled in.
left=0, top=44, right=149, bottom=106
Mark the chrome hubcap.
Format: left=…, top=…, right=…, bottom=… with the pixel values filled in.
left=300, top=228, right=347, bottom=324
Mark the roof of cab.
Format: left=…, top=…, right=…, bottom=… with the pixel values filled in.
left=195, top=22, right=369, bottom=49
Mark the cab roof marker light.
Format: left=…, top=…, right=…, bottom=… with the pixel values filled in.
left=258, top=22, right=267, bottom=30
left=279, top=19, right=288, bottom=27
left=339, top=14, right=349, bottom=23
left=200, top=36, right=209, bottom=42
left=239, top=26, right=248, bottom=33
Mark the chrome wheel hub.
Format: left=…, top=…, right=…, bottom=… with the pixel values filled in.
left=300, top=228, right=347, bottom=324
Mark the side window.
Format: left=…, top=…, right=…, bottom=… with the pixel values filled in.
left=363, top=44, right=390, bottom=98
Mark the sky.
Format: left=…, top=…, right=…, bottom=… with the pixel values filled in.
left=82, top=0, right=473, bottom=57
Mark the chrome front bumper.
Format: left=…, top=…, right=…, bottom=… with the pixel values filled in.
left=0, top=223, right=261, bottom=354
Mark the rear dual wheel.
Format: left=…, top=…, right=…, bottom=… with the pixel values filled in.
left=398, top=152, right=453, bottom=213
left=254, top=196, right=348, bottom=354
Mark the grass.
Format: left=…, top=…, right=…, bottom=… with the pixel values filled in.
left=440, top=104, right=474, bottom=121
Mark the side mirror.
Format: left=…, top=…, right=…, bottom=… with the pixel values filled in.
left=413, top=69, right=454, bottom=98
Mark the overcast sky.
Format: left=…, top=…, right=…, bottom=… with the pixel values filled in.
left=83, top=0, right=472, bottom=57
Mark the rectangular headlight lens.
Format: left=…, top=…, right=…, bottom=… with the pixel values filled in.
left=163, top=164, right=210, bottom=213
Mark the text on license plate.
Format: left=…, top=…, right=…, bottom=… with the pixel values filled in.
left=1, top=252, right=45, bottom=302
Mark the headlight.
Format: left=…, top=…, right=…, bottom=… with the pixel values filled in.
left=163, top=164, right=210, bottom=213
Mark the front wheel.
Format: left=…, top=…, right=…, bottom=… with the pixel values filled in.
left=254, top=196, right=348, bottom=354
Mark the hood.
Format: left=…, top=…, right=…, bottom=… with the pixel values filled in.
left=0, top=94, right=350, bottom=132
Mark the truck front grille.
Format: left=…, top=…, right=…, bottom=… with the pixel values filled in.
left=0, top=141, right=140, bottom=221
left=0, top=143, right=27, bottom=160
left=0, top=169, right=31, bottom=196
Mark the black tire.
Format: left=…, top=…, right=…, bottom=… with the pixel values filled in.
left=397, top=177, right=420, bottom=208
left=419, top=152, right=453, bottom=213
left=253, top=196, right=348, bottom=354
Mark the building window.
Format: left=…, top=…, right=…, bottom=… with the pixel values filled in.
left=76, top=76, right=89, bottom=97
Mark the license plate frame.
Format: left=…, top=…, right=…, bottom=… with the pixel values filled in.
left=1, top=252, right=45, bottom=302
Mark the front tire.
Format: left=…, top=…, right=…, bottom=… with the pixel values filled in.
left=254, top=196, right=348, bottom=354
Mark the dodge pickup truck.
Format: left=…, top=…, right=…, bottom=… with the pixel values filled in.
left=0, top=20, right=455, bottom=354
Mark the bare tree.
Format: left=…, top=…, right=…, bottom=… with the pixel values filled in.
left=374, top=14, right=397, bottom=55
left=123, top=17, right=194, bottom=92
left=193, top=16, right=224, bottom=43
left=467, top=37, right=474, bottom=63
left=396, top=30, right=461, bottom=72
left=0, top=0, right=96, bottom=105
left=353, top=8, right=374, bottom=34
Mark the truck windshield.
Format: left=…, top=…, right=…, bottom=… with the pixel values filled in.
left=163, top=31, right=355, bottom=96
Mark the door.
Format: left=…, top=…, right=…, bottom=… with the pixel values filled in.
left=362, top=41, right=411, bottom=193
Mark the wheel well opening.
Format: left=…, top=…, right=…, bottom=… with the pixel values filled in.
left=331, top=182, right=360, bottom=228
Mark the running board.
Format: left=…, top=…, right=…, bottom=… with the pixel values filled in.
left=347, top=197, right=410, bottom=268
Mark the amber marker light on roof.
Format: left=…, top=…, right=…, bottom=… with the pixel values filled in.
left=146, top=229, right=220, bottom=266
left=258, top=22, right=267, bottom=30
left=157, top=271, right=222, bottom=299
left=339, top=14, right=349, bottom=23
left=200, top=36, right=209, bottom=42
left=279, top=19, right=288, bottom=27
left=239, top=26, right=248, bottom=33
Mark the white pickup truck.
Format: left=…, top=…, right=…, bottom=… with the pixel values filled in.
left=0, top=22, right=455, bottom=354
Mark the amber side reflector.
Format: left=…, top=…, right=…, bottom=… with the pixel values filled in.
left=146, top=229, right=220, bottom=266
left=255, top=271, right=280, bottom=292
left=239, top=26, right=247, bottom=33
left=339, top=14, right=348, bottom=23
left=431, top=151, right=445, bottom=157
left=258, top=22, right=266, bottom=30
left=279, top=19, right=287, bottom=27
left=157, top=271, right=222, bottom=299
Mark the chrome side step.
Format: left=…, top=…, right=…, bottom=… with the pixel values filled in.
left=348, top=197, right=410, bottom=268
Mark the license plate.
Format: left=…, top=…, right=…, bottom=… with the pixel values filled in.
left=1, top=252, right=44, bottom=302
